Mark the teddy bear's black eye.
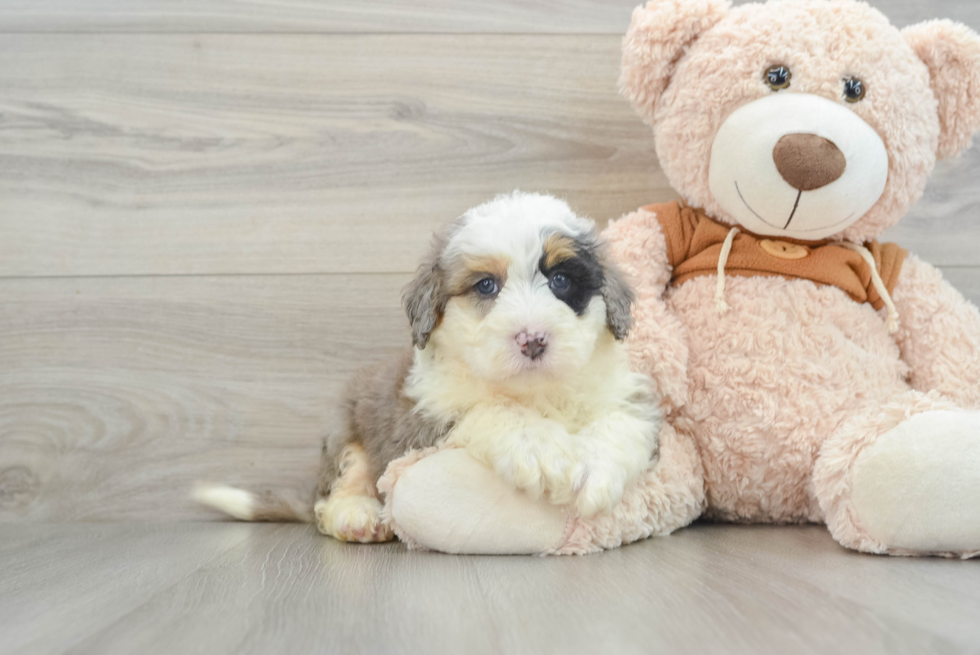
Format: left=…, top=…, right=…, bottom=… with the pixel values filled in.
left=843, top=77, right=866, bottom=103
left=765, top=65, right=792, bottom=91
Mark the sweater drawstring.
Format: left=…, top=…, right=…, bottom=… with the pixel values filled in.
left=715, top=227, right=740, bottom=314
left=841, top=242, right=900, bottom=334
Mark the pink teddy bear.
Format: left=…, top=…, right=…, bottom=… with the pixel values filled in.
left=380, top=0, right=980, bottom=557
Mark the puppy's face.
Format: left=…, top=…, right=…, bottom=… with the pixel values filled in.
left=404, top=192, right=633, bottom=384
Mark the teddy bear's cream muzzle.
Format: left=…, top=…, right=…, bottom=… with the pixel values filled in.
left=708, top=92, right=889, bottom=242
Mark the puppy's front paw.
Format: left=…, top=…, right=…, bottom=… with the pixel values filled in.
left=489, top=424, right=575, bottom=501
left=570, top=460, right=627, bottom=518
left=315, top=495, right=394, bottom=543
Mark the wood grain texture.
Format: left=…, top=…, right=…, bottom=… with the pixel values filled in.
left=1, top=523, right=254, bottom=655
left=1, top=31, right=978, bottom=279
left=0, top=0, right=977, bottom=33
left=0, top=0, right=643, bottom=34
left=0, top=274, right=411, bottom=521
left=0, top=34, right=668, bottom=278
left=1, top=523, right=978, bottom=655
left=882, top=144, right=980, bottom=267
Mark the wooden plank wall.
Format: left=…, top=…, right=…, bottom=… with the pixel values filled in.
left=2, top=0, right=979, bottom=521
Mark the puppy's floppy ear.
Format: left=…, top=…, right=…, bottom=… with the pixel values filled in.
left=619, top=0, right=730, bottom=126
left=403, top=229, right=454, bottom=350
left=600, top=255, right=634, bottom=341
left=403, top=262, right=445, bottom=349
left=903, top=20, right=980, bottom=160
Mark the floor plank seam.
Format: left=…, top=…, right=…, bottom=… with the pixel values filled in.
left=69, top=527, right=258, bottom=647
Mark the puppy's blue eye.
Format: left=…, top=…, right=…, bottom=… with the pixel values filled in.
left=550, top=273, right=570, bottom=292
left=475, top=278, right=498, bottom=295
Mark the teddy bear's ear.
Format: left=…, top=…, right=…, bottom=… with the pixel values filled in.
left=903, top=20, right=980, bottom=160
left=619, top=0, right=730, bottom=125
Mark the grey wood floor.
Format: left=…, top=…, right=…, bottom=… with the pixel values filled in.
left=2, top=523, right=978, bottom=655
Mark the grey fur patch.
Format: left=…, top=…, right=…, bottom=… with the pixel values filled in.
left=402, top=218, right=466, bottom=349
left=599, top=250, right=635, bottom=340
left=316, top=349, right=454, bottom=502
left=403, top=263, right=446, bottom=350
left=250, top=490, right=316, bottom=522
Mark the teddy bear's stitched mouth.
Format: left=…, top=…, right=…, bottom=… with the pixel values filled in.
left=735, top=181, right=800, bottom=230
left=734, top=181, right=857, bottom=235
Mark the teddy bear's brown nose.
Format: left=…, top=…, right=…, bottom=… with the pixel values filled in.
left=772, top=133, right=847, bottom=191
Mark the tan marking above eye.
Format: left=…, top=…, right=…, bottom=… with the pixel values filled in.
left=446, top=253, right=510, bottom=296
left=542, top=233, right=578, bottom=269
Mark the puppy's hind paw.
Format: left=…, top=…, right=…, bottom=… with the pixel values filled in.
left=315, top=495, right=394, bottom=543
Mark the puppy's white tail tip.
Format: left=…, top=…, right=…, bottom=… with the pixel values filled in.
left=193, top=482, right=314, bottom=523
left=193, top=483, right=257, bottom=521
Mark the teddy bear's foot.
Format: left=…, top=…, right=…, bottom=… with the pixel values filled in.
left=816, top=397, right=980, bottom=557
left=389, top=449, right=570, bottom=555
left=379, top=423, right=704, bottom=555
left=849, top=410, right=980, bottom=554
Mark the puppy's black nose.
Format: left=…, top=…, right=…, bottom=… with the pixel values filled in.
left=516, top=331, right=548, bottom=360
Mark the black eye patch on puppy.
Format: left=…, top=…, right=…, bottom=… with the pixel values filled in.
left=539, top=233, right=604, bottom=315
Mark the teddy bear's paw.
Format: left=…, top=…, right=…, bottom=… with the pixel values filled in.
left=570, top=460, right=627, bottom=518
left=848, top=410, right=980, bottom=553
left=488, top=424, right=575, bottom=502
left=314, top=495, right=394, bottom=543
left=390, top=449, right=570, bottom=555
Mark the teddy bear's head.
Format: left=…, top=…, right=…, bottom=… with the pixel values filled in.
left=621, top=0, right=980, bottom=242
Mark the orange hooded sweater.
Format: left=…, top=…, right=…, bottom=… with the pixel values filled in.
left=647, top=201, right=907, bottom=310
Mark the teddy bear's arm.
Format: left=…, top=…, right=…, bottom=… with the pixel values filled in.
left=890, top=254, right=980, bottom=408
left=603, top=207, right=689, bottom=412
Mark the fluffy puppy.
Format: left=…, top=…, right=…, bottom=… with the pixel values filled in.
left=196, top=192, right=662, bottom=543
